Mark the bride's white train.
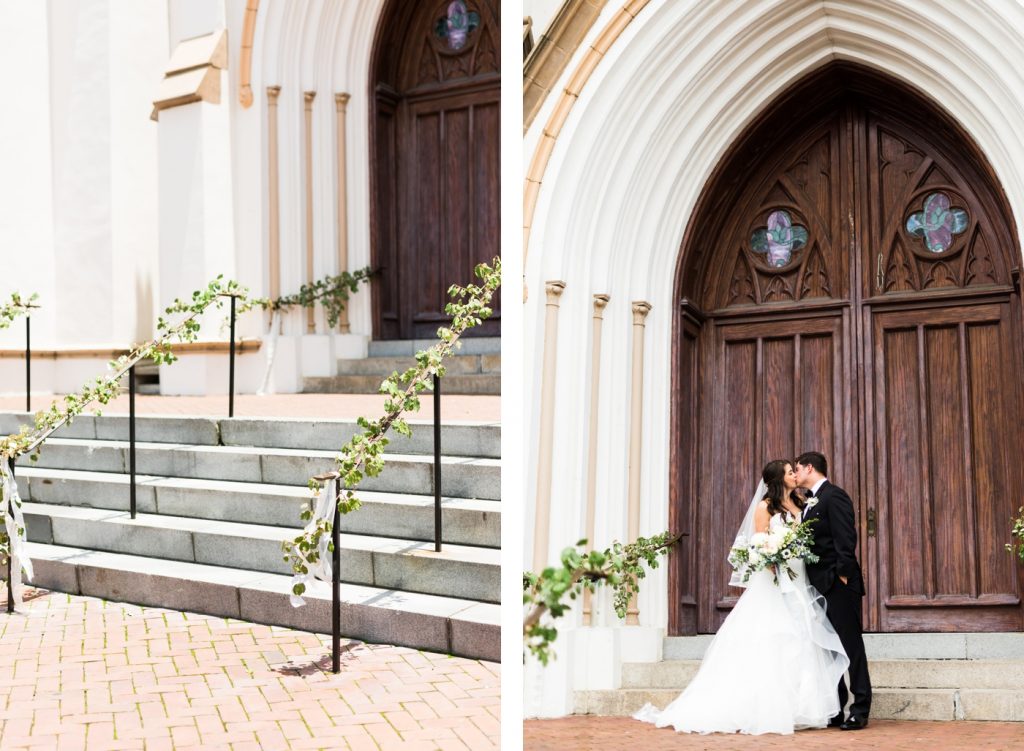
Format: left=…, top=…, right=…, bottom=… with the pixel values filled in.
left=634, top=470, right=850, bottom=735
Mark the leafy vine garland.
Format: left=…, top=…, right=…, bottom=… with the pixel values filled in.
left=242, top=268, right=373, bottom=329
left=284, top=258, right=501, bottom=597
left=523, top=532, right=678, bottom=666
left=0, top=292, right=38, bottom=330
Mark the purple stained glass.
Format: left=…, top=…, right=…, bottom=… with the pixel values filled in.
left=751, top=210, right=808, bottom=267
left=906, top=192, right=968, bottom=252
left=434, top=1, right=480, bottom=51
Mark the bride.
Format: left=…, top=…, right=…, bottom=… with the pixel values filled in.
left=634, top=459, right=850, bottom=735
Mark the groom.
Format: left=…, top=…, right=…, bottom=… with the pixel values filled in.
left=794, top=451, right=872, bottom=730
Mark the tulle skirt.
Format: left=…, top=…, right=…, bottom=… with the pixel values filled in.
left=634, top=563, right=849, bottom=735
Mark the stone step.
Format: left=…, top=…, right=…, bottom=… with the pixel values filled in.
left=574, top=687, right=1024, bottom=721
left=369, top=337, right=500, bottom=357
left=23, top=542, right=499, bottom=662
left=622, top=659, right=1024, bottom=690
left=22, top=503, right=499, bottom=603
left=0, top=413, right=500, bottom=458
left=337, top=354, right=500, bottom=376
left=304, top=373, right=500, bottom=396
left=15, top=467, right=500, bottom=547
left=20, top=438, right=500, bottom=500
left=663, top=632, right=1024, bottom=660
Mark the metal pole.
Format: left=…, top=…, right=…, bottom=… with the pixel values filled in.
left=7, top=458, right=15, bottom=613
left=228, top=295, right=236, bottom=418
left=129, top=364, right=137, bottom=520
left=25, top=316, right=30, bottom=414
left=332, top=477, right=341, bottom=673
left=433, top=374, right=441, bottom=552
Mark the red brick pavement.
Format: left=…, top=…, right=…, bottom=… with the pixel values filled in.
left=1, top=394, right=500, bottom=422
left=524, top=716, right=1023, bottom=751
left=0, top=589, right=499, bottom=750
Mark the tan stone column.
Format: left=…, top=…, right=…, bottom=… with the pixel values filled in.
left=626, top=300, right=651, bottom=624
left=533, top=280, right=566, bottom=573
left=582, top=293, right=610, bottom=625
left=334, top=93, right=351, bottom=333
left=266, top=87, right=282, bottom=300
left=303, top=91, right=317, bottom=333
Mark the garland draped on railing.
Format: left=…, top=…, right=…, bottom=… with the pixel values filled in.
left=523, top=532, right=678, bottom=665
left=0, top=276, right=249, bottom=605
left=241, top=268, right=374, bottom=328
left=0, top=292, right=38, bottom=330
left=286, top=258, right=501, bottom=603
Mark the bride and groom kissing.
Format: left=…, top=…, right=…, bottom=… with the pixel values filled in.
left=636, top=451, right=873, bottom=735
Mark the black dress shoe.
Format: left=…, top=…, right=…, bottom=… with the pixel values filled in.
left=840, top=716, right=868, bottom=730
left=827, top=716, right=845, bottom=728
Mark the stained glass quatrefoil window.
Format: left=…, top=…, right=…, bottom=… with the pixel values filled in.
left=751, top=210, right=808, bottom=267
left=906, top=192, right=968, bottom=253
left=434, top=1, right=480, bottom=51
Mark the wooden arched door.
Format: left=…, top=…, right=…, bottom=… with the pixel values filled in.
left=370, top=0, right=500, bottom=340
left=669, top=64, right=1024, bottom=635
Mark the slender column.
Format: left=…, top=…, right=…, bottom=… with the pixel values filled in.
left=532, top=280, right=566, bottom=573
left=626, top=301, right=651, bottom=624
left=266, top=86, right=282, bottom=300
left=334, top=93, right=351, bottom=333
left=304, top=91, right=317, bottom=333
left=582, top=294, right=610, bottom=625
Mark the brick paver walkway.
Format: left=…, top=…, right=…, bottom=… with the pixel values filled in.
left=0, top=590, right=499, bottom=750
left=0, top=394, right=500, bottom=422
left=524, top=716, right=1021, bottom=750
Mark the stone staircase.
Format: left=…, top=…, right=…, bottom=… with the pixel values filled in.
left=304, top=337, right=500, bottom=395
left=0, top=412, right=500, bottom=662
left=576, top=634, right=1024, bottom=721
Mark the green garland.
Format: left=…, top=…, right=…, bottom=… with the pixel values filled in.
left=523, top=532, right=678, bottom=666
left=0, top=292, right=38, bottom=330
left=283, top=258, right=501, bottom=596
left=1007, top=508, right=1024, bottom=563
left=242, top=268, right=373, bottom=329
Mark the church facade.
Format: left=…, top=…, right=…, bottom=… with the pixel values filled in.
left=524, top=0, right=1024, bottom=716
left=0, top=0, right=499, bottom=396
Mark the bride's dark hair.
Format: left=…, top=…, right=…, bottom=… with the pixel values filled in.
left=761, top=459, right=805, bottom=518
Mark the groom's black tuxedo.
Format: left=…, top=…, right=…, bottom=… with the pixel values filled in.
left=802, top=479, right=872, bottom=721
left=803, top=481, right=864, bottom=596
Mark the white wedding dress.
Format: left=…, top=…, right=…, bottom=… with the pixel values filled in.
left=634, top=512, right=850, bottom=735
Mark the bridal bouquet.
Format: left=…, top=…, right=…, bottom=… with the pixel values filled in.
left=728, top=519, right=819, bottom=585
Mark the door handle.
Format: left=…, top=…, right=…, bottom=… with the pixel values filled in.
left=876, top=253, right=884, bottom=292
left=866, top=507, right=877, bottom=537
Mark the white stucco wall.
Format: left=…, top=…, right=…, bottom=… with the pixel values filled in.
left=524, top=0, right=1024, bottom=715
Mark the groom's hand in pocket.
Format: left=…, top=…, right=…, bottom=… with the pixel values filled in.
left=839, top=576, right=848, bottom=585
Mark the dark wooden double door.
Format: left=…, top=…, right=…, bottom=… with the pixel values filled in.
left=372, top=0, right=500, bottom=340
left=673, top=72, right=1024, bottom=634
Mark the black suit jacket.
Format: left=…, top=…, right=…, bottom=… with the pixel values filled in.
left=802, top=480, right=865, bottom=596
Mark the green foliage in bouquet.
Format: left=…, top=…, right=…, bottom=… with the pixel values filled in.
left=729, top=518, right=819, bottom=585
left=523, top=532, right=679, bottom=666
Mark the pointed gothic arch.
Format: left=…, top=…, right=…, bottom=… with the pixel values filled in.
left=670, top=62, right=1024, bottom=635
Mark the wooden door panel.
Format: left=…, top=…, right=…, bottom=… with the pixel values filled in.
left=703, top=316, right=845, bottom=631
left=872, top=303, right=1023, bottom=630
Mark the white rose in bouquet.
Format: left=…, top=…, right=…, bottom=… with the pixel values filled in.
left=750, top=532, right=768, bottom=547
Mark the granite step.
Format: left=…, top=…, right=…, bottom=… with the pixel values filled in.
left=19, top=438, right=500, bottom=500
left=304, top=373, right=500, bottom=396
left=369, top=337, right=500, bottom=357
left=0, top=413, right=500, bottom=459
left=574, top=686, right=1024, bottom=721
left=23, top=542, right=499, bottom=661
left=22, top=503, right=500, bottom=603
left=336, top=353, right=500, bottom=376
left=14, top=467, right=500, bottom=547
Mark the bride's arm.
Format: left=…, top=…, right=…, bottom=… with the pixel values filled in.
left=753, top=500, right=771, bottom=533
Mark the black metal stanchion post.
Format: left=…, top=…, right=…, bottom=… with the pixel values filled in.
left=25, top=316, right=30, bottom=414
left=332, top=477, right=341, bottom=673
left=7, top=458, right=15, bottom=614
left=433, top=374, right=441, bottom=552
left=129, top=364, right=137, bottom=520
left=228, top=295, right=236, bottom=418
